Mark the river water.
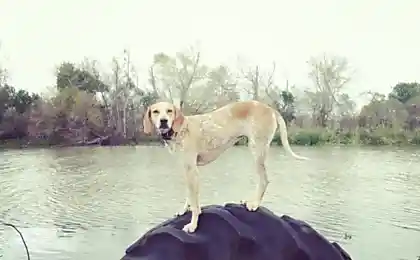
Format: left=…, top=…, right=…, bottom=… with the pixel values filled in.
left=0, top=145, right=419, bottom=260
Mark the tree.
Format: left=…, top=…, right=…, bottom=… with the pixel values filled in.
left=265, top=78, right=297, bottom=124
left=150, top=47, right=208, bottom=110
left=4, top=44, right=420, bottom=146
left=388, top=82, right=420, bottom=104
left=359, top=98, right=408, bottom=129
left=55, top=61, right=109, bottom=94
left=0, top=57, right=11, bottom=122
left=306, top=54, right=352, bottom=127
left=239, top=61, right=277, bottom=102
left=241, top=65, right=263, bottom=101
left=12, top=89, right=40, bottom=114
left=100, top=50, right=144, bottom=137
left=0, top=85, right=38, bottom=122
left=278, top=90, right=296, bottom=124
left=113, top=50, right=143, bottom=137
left=186, top=65, right=239, bottom=114
left=0, top=84, right=14, bottom=116
left=238, top=61, right=297, bottom=123
left=0, top=45, right=7, bottom=89
left=405, top=95, right=420, bottom=130
left=336, top=93, right=356, bottom=117
left=0, top=64, right=6, bottom=89
left=27, top=86, right=104, bottom=144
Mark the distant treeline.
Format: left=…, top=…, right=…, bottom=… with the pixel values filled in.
left=0, top=47, right=419, bottom=148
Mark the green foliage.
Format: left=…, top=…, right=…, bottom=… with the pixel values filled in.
left=357, top=128, right=404, bottom=145
left=260, top=127, right=419, bottom=147
left=56, top=62, right=109, bottom=93
left=281, top=91, right=296, bottom=122
left=0, top=85, right=38, bottom=117
left=13, top=90, right=40, bottom=114
left=140, top=91, right=160, bottom=108
left=289, top=129, right=325, bottom=146
left=271, top=90, right=296, bottom=124
left=409, top=130, right=420, bottom=145
left=388, top=82, right=420, bottom=104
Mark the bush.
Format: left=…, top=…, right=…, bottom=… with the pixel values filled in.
left=277, top=128, right=333, bottom=146
left=230, top=127, right=420, bottom=147
left=408, top=130, right=420, bottom=145
left=358, top=128, right=408, bottom=145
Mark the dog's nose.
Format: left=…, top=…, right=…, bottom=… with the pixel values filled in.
left=160, top=119, right=168, bottom=128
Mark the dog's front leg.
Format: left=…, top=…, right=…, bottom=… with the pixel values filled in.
left=182, top=162, right=201, bottom=233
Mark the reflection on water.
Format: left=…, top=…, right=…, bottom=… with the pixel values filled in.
left=0, top=146, right=419, bottom=260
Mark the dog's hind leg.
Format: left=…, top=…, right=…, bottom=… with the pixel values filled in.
left=242, top=119, right=276, bottom=211
left=243, top=141, right=270, bottom=211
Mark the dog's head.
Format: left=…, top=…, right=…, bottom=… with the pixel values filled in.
left=143, top=101, right=185, bottom=140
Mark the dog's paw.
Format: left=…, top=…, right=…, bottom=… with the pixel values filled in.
left=242, top=200, right=260, bottom=211
left=182, top=222, right=198, bottom=233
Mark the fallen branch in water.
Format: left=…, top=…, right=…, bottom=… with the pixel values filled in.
left=1, top=222, right=30, bottom=260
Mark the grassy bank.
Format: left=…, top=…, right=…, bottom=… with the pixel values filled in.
left=236, top=127, right=420, bottom=146
left=1, top=128, right=420, bottom=149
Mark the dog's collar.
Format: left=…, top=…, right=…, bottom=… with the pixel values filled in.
left=161, top=128, right=175, bottom=141
left=160, top=128, right=180, bottom=144
left=159, top=122, right=187, bottom=148
left=160, top=128, right=181, bottom=153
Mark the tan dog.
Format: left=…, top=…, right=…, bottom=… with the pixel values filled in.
left=143, top=100, right=308, bottom=233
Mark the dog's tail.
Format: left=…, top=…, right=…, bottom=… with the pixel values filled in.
left=274, top=110, right=309, bottom=160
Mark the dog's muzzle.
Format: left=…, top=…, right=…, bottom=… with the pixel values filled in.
left=160, top=128, right=174, bottom=140
left=158, top=118, right=172, bottom=140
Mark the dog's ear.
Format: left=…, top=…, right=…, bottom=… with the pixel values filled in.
left=172, top=105, right=185, bottom=132
left=143, top=106, right=153, bottom=134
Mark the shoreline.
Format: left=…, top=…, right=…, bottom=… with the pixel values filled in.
left=1, top=135, right=419, bottom=150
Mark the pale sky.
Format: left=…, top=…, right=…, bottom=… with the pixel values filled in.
left=1, top=0, right=419, bottom=105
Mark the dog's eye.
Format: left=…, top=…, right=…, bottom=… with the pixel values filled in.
left=167, top=109, right=173, bottom=113
left=152, top=110, right=159, bottom=114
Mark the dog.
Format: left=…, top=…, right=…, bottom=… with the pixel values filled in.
left=143, top=100, right=308, bottom=233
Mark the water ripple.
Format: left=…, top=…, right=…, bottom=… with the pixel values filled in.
left=0, top=146, right=419, bottom=260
